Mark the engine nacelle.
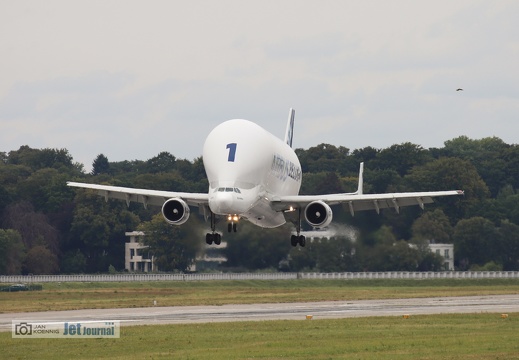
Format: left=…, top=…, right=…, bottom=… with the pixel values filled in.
left=304, top=200, right=333, bottom=228
left=161, top=198, right=190, bottom=225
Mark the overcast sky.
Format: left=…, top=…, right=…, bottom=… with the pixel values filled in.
left=1, top=1, right=518, bottom=172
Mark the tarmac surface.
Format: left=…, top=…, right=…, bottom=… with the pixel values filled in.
left=2, top=294, right=519, bottom=331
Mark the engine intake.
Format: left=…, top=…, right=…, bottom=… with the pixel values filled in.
left=161, top=198, right=190, bottom=225
left=304, top=200, right=333, bottom=228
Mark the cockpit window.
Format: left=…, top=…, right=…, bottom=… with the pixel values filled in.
left=215, top=187, right=241, bottom=193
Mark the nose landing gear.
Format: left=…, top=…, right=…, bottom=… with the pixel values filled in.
left=205, top=213, right=239, bottom=245
left=227, top=214, right=238, bottom=233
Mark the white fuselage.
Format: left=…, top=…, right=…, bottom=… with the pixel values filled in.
left=202, top=119, right=302, bottom=228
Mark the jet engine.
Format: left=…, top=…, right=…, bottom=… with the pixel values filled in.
left=161, top=198, right=190, bottom=225
left=304, top=200, right=333, bottom=228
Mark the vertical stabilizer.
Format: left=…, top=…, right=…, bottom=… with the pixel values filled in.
left=356, top=162, right=364, bottom=195
left=344, top=162, right=365, bottom=195
left=284, top=108, right=295, bottom=148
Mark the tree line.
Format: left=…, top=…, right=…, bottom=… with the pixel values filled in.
left=1, top=135, right=519, bottom=274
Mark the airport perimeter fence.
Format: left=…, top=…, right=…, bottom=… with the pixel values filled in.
left=2, top=271, right=519, bottom=283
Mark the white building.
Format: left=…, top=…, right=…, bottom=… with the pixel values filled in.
left=429, top=243, right=454, bottom=271
left=125, top=231, right=157, bottom=272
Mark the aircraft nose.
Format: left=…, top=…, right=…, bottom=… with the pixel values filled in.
left=209, top=191, right=234, bottom=214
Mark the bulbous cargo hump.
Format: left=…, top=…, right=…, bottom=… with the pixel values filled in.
left=202, top=119, right=301, bottom=196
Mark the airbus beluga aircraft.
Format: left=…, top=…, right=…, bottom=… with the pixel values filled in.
left=68, top=109, right=463, bottom=247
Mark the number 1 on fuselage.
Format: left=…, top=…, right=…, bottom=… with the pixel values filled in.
left=226, top=143, right=237, bottom=162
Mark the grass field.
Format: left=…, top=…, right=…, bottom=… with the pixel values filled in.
left=2, top=279, right=519, bottom=313
left=2, top=279, right=519, bottom=358
left=3, top=313, right=519, bottom=359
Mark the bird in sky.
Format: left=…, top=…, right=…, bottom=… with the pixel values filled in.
left=456, top=88, right=463, bottom=91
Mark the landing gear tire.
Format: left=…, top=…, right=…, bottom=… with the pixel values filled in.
left=298, top=235, right=306, bottom=247
left=291, top=235, right=306, bottom=247
left=214, top=233, right=221, bottom=245
left=206, top=233, right=222, bottom=245
left=228, top=223, right=237, bottom=233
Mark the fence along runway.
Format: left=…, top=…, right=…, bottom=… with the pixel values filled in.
left=2, top=271, right=519, bottom=283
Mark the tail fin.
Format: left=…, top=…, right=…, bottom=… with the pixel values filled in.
left=344, top=162, right=364, bottom=195
left=284, top=108, right=295, bottom=148
left=356, top=162, right=364, bottom=195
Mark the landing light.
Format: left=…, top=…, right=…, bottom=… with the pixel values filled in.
left=228, top=214, right=239, bottom=222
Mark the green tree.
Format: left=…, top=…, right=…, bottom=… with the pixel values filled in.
left=0, top=164, right=31, bottom=198
left=296, top=144, right=354, bottom=175
left=288, top=244, right=317, bottom=271
left=17, top=168, right=74, bottom=213
left=498, top=220, right=519, bottom=271
left=314, top=236, right=358, bottom=272
left=91, top=154, right=110, bottom=176
left=2, top=201, right=60, bottom=254
left=224, top=222, right=292, bottom=270
left=69, top=191, right=139, bottom=272
left=442, top=136, right=509, bottom=197
left=416, top=251, right=445, bottom=272
left=365, top=240, right=420, bottom=271
left=300, top=171, right=344, bottom=195
left=363, top=168, right=401, bottom=193
left=363, top=225, right=397, bottom=247
left=503, top=145, right=519, bottom=190
left=406, top=157, right=488, bottom=199
left=411, top=209, right=453, bottom=244
left=24, top=245, right=59, bottom=274
left=351, top=146, right=379, bottom=168
left=0, top=229, right=25, bottom=274
left=404, top=157, right=489, bottom=222
left=7, top=146, right=79, bottom=172
left=375, top=142, right=432, bottom=177
left=145, top=152, right=176, bottom=173
left=464, top=192, right=519, bottom=226
left=134, top=172, right=191, bottom=192
left=61, top=249, right=87, bottom=273
left=453, top=217, right=499, bottom=269
left=138, top=213, right=202, bottom=272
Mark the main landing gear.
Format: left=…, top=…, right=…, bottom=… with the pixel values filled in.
left=205, top=212, right=221, bottom=245
left=291, top=234, right=306, bottom=247
left=206, top=232, right=221, bottom=245
left=291, top=208, right=306, bottom=247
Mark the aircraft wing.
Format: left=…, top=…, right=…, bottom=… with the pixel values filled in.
left=67, top=182, right=209, bottom=208
left=271, top=190, right=464, bottom=216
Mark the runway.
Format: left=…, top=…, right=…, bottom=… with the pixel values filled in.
left=2, top=294, right=519, bottom=331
